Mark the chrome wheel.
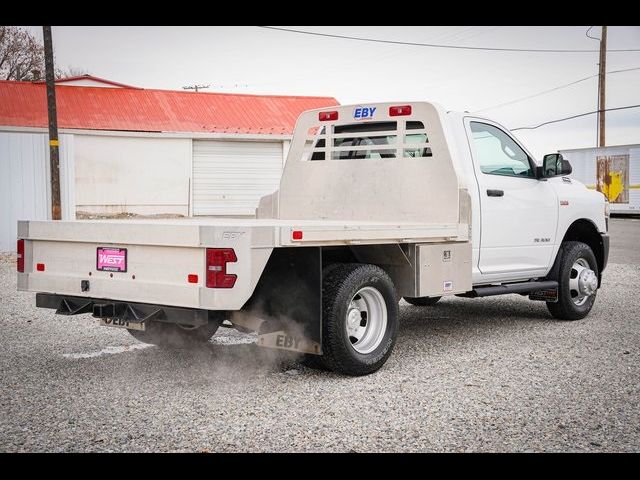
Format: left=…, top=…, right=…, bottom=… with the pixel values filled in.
left=569, top=258, right=598, bottom=306
left=345, top=286, right=387, bottom=354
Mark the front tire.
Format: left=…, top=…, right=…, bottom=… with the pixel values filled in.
left=314, top=263, right=398, bottom=376
left=128, top=316, right=222, bottom=347
left=547, top=241, right=599, bottom=321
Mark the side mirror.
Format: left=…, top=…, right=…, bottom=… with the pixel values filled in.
left=541, top=153, right=572, bottom=178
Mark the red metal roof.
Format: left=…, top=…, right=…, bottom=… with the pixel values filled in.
left=0, top=80, right=339, bottom=135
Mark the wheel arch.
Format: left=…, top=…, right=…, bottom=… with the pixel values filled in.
left=550, top=219, right=606, bottom=285
left=336, top=244, right=415, bottom=298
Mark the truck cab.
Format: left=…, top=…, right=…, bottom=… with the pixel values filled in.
left=445, top=111, right=608, bottom=286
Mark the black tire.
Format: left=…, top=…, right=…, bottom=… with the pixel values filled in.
left=312, top=263, right=398, bottom=376
left=546, top=241, right=599, bottom=321
left=128, top=317, right=221, bottom=348
left=403, top=296, right=442, bottom=306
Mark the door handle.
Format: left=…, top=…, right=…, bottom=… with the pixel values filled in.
left=487, top=189, right=504, bottom=197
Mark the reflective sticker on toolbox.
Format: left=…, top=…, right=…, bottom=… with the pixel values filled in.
left=96, top=247, right=127, bottom=272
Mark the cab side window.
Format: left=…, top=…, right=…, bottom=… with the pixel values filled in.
left=470, top=122, right=534, bottom=178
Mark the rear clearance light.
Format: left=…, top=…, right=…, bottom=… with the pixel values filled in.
left=319, top=111, right=338, bottom=121
left=187, top=274, right=198, bottom=284
left=17, top=239, right=24, bottom=272
left=292, top=230, right=303, bottom=240
left=206, top=248, right=237, bottom=288
left=389, top=105, right=412, bottom=116
left=36, top=263, right=45, bottom=272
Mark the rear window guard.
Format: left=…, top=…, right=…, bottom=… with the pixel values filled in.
left=303, top=121, right=433, bottom=161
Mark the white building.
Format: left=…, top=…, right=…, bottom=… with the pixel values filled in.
left=0, top=76, right=338, bottom=250
left=560, top=144, right=640, bottom=214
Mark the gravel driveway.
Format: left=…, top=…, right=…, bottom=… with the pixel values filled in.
left=1, top=225, right=639, bottom=452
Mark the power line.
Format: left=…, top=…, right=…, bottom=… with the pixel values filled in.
left=585, top=26, right=600, bottom=41
left=257, top=26, right=640, bottom=53
left=475, top=66, right=640, bottom=113
left=511, top=104, right=640, bottom=131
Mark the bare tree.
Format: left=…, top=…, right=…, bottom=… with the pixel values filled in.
left=55, top=66, right=89, bottom=79
left=0, top=26, right=45, bottom=81
left=1, top=26, right=88, bottom=81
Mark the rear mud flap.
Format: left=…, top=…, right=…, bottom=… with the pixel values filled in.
left=529, top=288, right=559, bottom=303
left=242, top=247, right=322, bottom=355
left=257, top=331, right=321, bottom=355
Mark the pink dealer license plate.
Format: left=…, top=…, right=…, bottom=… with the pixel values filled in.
left=96, top=247, right=127, bottom=272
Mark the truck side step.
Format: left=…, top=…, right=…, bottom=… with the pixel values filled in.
left=460, top=280, right=558, bottom=298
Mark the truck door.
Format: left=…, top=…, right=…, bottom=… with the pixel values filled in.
left=466, top=120, right=558, bottom=277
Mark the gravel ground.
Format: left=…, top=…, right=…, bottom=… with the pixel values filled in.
left=1, top=222, right=639, bottom=452
left=609, top=216, right=640, bottom=265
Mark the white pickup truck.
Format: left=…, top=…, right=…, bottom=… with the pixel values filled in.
left=17, top=101, right=609, bottom=376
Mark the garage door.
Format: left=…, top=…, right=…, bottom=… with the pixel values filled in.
left=192, top=140, right=283, bottom=216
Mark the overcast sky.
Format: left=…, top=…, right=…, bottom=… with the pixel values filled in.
left=26, top=26, right=640, bottom=159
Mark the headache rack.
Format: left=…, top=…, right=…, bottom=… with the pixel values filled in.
left=277, top=101, right=464, bottom=226
left=304, top=119, right=433, bottom=161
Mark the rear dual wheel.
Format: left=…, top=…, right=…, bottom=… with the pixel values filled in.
left=305, top=263, right=398, bottom=376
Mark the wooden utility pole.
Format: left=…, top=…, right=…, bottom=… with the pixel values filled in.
left=43, top=26, right=61, bottom=220
left=597, top=26, right=607, bottom=147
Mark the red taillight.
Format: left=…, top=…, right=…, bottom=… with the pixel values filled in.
left=319, top=111, right=338, bottom=121
left=389, top=105, right=412, bottom=117
left=36, top=263, right=45, bottom=272
left=292, top=230, right=303, bottom=240
left=188, top=274, right=198, bottom=284
left=206, top=248, right=237, bottom=288
left=17, top=239, right=25, bottom=272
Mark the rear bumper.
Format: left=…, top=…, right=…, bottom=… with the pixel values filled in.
left=36, top=293, right=210, bottom=326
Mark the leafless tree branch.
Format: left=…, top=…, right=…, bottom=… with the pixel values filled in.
left=1, top=26, right=88, bottom=81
